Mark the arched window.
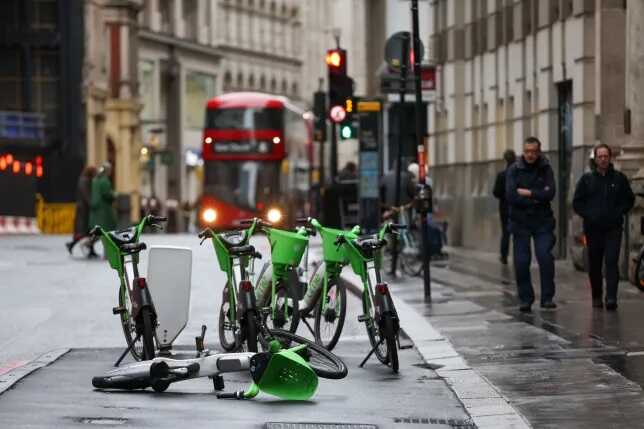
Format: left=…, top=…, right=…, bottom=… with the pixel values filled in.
left=237, top=72, right=244, bottom=89
left=248, top=74, right=255, bottom=89
left=260, top=75, right=266, bottom=91
left=223, top=71, right=232, bottom=91
left=270, top=78, right=277, bottom=93
left=281, top=79, right=288, bottom=95
left=291, top=82, right=298, bottom=98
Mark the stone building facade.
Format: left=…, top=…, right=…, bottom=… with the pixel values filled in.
left=426, top=0, right=638, bottom=264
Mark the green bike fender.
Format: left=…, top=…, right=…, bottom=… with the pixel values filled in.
left=256, top=347, right=318, bottom=400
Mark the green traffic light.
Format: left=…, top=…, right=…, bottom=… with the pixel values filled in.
left=341, top=125, right=353, bottom=139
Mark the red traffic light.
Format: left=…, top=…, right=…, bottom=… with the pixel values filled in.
left=326, top=49, right=346, bottom=75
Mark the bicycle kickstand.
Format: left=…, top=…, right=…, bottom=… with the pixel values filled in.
left=114, top=333, right=141, bottom=367
left=359, top=338, right=385, bottom=368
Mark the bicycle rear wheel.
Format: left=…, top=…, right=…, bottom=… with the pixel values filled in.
left=118, top=285, right=144, bottom=361
left=363, top=297, right=389, bottom=365
left=140, top=307, right=156, bottom=360
left=262, top=328, right=348, bottom=380
left=313, top=278, right=347, bottom=351
left=382, top=313, right=399, bottom=373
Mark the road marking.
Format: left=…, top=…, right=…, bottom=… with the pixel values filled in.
left=0, top=348, right=70, bottom=395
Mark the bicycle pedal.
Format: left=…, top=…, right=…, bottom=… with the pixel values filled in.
left=357, top=314, right=369, bottom=322
left=112, top=306, right=126, bottom=315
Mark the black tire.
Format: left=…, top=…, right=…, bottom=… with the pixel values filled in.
left=118, top=285, right=144, bottom=361
left=265, top=281, right=300, bottom=334
left=363, top=298, right=389, bottom=365
left=244, top=310, right=259, bottom=353
left=635, top=250, right=644, bottom=292
left=218, top=297, right=237, bottom=352
left=140, top=306, right=156, bottom=361
left=92, top=375, right=150, bottom=390
left=382, top=314, right=399, bottom=373
left=313, top=279, right=347, bottom=351
left=262, top=328, right=348, bottom=379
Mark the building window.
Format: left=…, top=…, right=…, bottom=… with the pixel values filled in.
left=281, top=79, right=288, bottom=95
left=32, top=0, right=57, bottom=30
left=32, top=49, right=59, bottom=126
left=236, top=72, right=244, bottom=89
left=223, top=71, right=232, bottom=92
left=0, top=49, right=22, bottom=111
left=291, top=82, right=298, bottom=98
left=159, top=0, right=172, bottom=33
left=248, top=74, right=255, bottom=89
left=185, top=71, right=216, bottom=129
left=183, top=0, right=198, bottom=41
left=270, top=78, right=276, bottom=93
left=139, top=60, right=156, bottom=121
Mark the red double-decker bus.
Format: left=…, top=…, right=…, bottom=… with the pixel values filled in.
left=200, top=92, right=312, bottom=228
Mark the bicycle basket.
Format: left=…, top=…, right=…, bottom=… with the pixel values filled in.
left=255, top=347, right=318, bottom=400
left=100, top=236, right=122, bottom=271
left=320, top=226, right=354, bottom=264
left=267, top=228, right=308, bottom=266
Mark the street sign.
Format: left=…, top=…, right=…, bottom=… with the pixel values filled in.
left=357, top=101, right=382, bottom=112
left=357, top=98, right=383, bottom=232
left=385, top=31, right=424, bottom=70
left=329, top=105, right=347, bottom=123
left=380, top=65, right=436, bottom=94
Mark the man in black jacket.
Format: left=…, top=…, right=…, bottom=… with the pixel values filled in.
left=493, top=149, right=516, bottom=264
left=506, top=137, right=557, bottom=312
left=572, top=144, right=634, bottom=310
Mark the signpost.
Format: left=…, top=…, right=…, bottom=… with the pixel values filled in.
left=357, top=99, right=382, bottom=233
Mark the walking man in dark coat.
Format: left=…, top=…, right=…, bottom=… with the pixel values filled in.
left=572, top=144, right=634, bottom=310
left=493, top=149, right=516, bottom=265
left=506, top=137, right=557, bottom=312
left=66, top=166, right=97, bottom=256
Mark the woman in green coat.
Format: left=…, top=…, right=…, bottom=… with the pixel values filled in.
left=89, top=162, right=117, bottom=231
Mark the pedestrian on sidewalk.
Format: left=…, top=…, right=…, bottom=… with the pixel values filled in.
left=89, top=162, right=117, bottom=232
left=66, top=166, right=98, bottom=256
left=506, top=137, right=557, bottom=312
left=493, top=149, right=516, bottom=265
left=572, top=144, right=634, bottom=310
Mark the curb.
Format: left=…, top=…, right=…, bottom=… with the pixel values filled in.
left=0, top=349, right=70, bottom=396
left=338, top=272, right=531, bottom=429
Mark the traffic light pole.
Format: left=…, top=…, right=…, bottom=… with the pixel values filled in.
left=390, top=33, right=409, bottom=277
left=411, top=0, right=431, bottom=302
left=330, top=121, right=338, bottom=181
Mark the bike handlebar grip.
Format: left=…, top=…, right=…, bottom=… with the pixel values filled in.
left=150, top=215, right=167, bottom=223
left=239, top=219, right=254, bottom=226
left=295, top=217, right=309, bottom=223
left=253, top=252, right=263, bottom=260
left=198, top=229, right=210, bottom=239
left=216, top=391, right=244, bottom=399
left=390, top=223, right=407, bottom=230
left=88, top=226, right=101, bottom=237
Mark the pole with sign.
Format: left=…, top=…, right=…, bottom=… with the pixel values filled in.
left=357, top=100, right=383, bottom=233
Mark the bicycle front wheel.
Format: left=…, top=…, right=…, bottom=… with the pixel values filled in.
left=265, top=281, right=300, bottom=333
left=218, top=296, right=238, bottom=351
left=313, top=279, right=347, bottom=351
left=263, top=328, right=348, bottom=380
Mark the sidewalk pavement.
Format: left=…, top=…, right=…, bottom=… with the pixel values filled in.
left=346, top=245, right=644, bottom=429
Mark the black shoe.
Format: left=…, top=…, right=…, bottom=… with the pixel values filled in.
left=519, top=303, right=532, bottom=313
left=540, top=301, right=557, bottom=310
left=500, top=256, right=508, bottom=265
left=65, top=242, right=74, bottom=255
left=592, top=299, right=603, bottom=309
left=605, top=301, right=618, bottom=311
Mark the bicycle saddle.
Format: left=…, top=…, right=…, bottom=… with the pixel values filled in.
left=108, top=227, right=137, bottom=245
left=355, top=235, right=386, bottom=250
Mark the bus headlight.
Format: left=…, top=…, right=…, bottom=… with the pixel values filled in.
left=266, top=208, right=283, bottom=224
left=202, top=208, right=217, bottom=224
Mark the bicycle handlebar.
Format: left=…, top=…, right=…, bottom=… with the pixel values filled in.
left=197, top=229, right=212, bottom=239
left=149, top=215, right=167, bottom=223
left=239, top=218, right=272, bottom=228
left=295, top=217, right=310, bottom=224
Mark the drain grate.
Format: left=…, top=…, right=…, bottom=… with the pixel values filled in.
left=393, top=417, right=476, bottom=428
left=74, top=417, right=128, bottom=425
left=266, top=424, right=377, bottom=429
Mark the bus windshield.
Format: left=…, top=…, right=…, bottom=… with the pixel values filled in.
left=205, top=108, right=283, bottom=131
left=204, top=160, right=280, bottom=211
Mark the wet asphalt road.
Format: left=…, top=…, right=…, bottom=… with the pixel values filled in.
left=0, top=234, right=472, bottom=428
left=384, top=248, right=644, bottom=428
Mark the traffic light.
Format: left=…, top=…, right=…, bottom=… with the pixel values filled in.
left=339, top=121, right=356, bottom=140
left=327, top=48, right=354, bottom=122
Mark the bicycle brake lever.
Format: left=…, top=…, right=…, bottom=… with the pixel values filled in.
left=199, top=236, right=208, bottom=246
